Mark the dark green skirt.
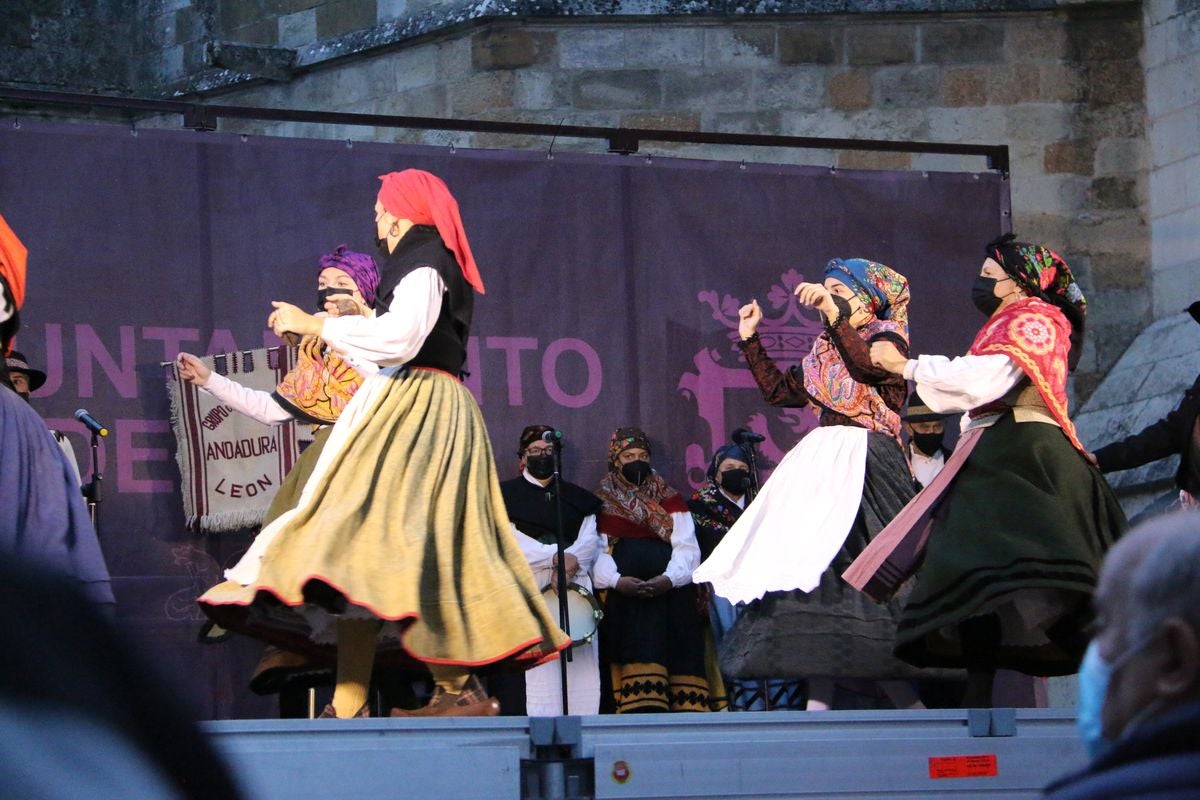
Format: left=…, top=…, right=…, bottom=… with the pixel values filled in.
left=895, top=414, right=1126, bottom=676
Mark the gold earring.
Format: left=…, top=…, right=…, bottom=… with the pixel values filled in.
left=389, top=221, right=400, bottom=237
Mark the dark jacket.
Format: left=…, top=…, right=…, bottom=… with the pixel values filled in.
left=1094, top=374, right=1200, bottom=493
left=1043, top=700, right=1200, bottom=800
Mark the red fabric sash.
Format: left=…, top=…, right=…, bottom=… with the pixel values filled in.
left=967, top=297, right=1083, bottom=452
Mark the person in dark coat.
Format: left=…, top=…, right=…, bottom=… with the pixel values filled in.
left=1092, top=301, right=1200, bottom=509
left=1044, top=511, right=1200, bottom=799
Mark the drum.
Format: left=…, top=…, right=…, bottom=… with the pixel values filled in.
left=540, top=581, right=603, bottom=648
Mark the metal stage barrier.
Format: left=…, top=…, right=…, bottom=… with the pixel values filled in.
left=206, top=708, right=1085, bottom=799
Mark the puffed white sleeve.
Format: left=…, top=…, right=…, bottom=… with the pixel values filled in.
left=200, top=371, right=293, bottom=425
left=512, top=525, right=556, bottom=569
left=320, top=267, right=445, bottom=367
left=664, top=511, right=701, bottom=587
left=592, top=537, right=620, bottom=590
left=568, top=514, right=601, bottom=574
left=902, top=353, right=1025, bottom=414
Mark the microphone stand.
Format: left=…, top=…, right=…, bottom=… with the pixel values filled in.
left=549, top=439, right=573, bottom=716
left=83, top=430, right=103, bottom=536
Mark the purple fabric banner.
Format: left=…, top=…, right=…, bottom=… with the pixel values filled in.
left=1, top=120, right=1008, bottom=718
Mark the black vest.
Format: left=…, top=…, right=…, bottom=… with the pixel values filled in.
left=500, top=475, right=602, bottom=546
left=376, top=226, right=473, bottom=374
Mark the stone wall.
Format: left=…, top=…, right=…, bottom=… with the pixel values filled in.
left=1144, top=0, right=1200, bottom=320
left=0, top=1, right=1160, bottom=400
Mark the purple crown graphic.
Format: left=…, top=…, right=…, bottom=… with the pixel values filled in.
left=698, top=268, right=824, bottom=363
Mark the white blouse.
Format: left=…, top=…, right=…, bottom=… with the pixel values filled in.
left=592, top=511, right=701, bottom=589
left=321, top=267, right=446, bottom=366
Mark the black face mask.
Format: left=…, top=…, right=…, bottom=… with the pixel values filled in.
left=317, top=287, right=353, bottom=311
left=620, top=461, right=653, bottom=487
left=526, top=454, right=555, bottom=481
left=971, top=276, right=1002, bottom=316
left=719, top=469, right=751, bottom=495
left=911, top=432, right=944, bottom=456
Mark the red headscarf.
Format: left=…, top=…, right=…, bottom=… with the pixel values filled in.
left=0, top=211, right=27, bottom=312
left=377, top=170, right=485, bottom=294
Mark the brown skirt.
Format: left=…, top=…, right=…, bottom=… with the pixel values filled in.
left=198, top=367, right=570, bottom=673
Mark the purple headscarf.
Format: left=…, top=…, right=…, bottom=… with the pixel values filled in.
left=318, top=245, right=380, bottom=308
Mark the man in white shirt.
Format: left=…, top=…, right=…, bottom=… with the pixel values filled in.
left=498, top=425, right=603, bottom=716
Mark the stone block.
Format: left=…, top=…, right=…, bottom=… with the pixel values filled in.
left=158, top=43, right=185, bottom=81
left=621, top=111, right=701, bottom=131
left=705, top=26, right=776, bottom=66
left=1146, top=54, right=1200, bottom=119
left=1150, top=105, right=1200, bottom=169
left=778, top=25, right=841, bottom=66
left=779, top=110, right=856, bottom=139
left=1094, top=137, right=1147, bottom=176
left=1004, top=16, right=1069, bottom=63
left=471, top=29, right=555, bottom=71
left=624, top=27, right=704, bottom=68
left=514, top=69, right=570, bottom=110
left=1067, top=12, right=1142, bottom=62
left=230, top=19, right=280, bottom=46
left=837, top=150, right=913, bottom=171
left=1080, top=61, right=1145, bottom=106
left=753, top=67, right=825, bottom=111
left=1087, top=176, right=1142, bottom=211
left=709, top=110, right=783, bottom=135
left=925, top=105, right=1007, bottom=143
left=1043, top=139, right=1096, bottom=175
left=1091, top=250, right=1150, bottom=290
left=1152, top=207, right=1200, bottom=273
left=557, top=28, right=624, bottom=69
left=449, top=70, right=516, bottom=116
left=846, top=25, right=915, bottom=66
left=845, top=107, right=929, bottom=140
left=988, top=63, right=1040, bottom=105
left=1006, top=105, right=1071, bottom=142
left=279, top=9, right=319, bottom=49
left=220, top=0, right=267, bottom=33
left=872, top=65, right=941, bottom=109
left=1153, top=258, right=1200, bottom=320
left=1148, top=158, right=1190, bottom=216
left=1010, top=173, right=1089, bottom=215
left=391, top=43, right=438, bottom=91
left=315, top=0, right=375, bottom=41
left=175, top=6, right=208, bottom=44
left=1038, top=62, right=1083, bottom=103
left=0, top=10, right=32, bottom=47
left=661, top=69, right=751, bottom=111
left=1066, top=213, right=1151, bottom=263
left=376, top=0, right=408, bottom=24
left=572, top=69, right=660, bottom=110
left=436, top=35, right=473, bottom=82
left=941, top=67, right=986, bottom=107
left=1081, top=104, right=1146, bottom=139
left=827, top=69, right=872, bottom=111
left=921, top=22, right=1006, bottom=64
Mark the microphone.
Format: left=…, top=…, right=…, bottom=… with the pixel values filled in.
left=731, top=427, right=765, bottom=444
left=540, top=429, right=563, bottom=444
left=74, top=408, right=109, bottom=437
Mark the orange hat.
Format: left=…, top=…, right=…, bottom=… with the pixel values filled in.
left=377, top=170, right=485, bottom=294
left=0, top=211, right=27, bottom=312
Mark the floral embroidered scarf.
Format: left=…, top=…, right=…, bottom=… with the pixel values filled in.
left=968, top=296, right=1084, bottom=452
left=273, top=335, right=363, bottom=425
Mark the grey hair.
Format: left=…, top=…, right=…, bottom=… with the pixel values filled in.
left=1125, top=511, right=1200, bottom=640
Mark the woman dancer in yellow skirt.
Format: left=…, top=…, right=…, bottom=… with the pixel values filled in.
left=199, top=170, right=568, bottom=718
